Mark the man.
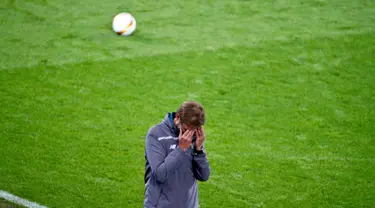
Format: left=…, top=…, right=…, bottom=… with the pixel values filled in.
left=144, top=101, right=211, bottom=208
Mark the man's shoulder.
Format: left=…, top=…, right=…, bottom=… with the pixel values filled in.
left=146, top=121, right=166, bottom=136
left=146, top=123, right=162, bottom=137
left=147, top=122, right=177, bottom=142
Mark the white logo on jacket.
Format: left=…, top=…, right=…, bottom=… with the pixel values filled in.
left=169, top=144, right=176, bottom=150
left=158, top=136, right=178, bottom=141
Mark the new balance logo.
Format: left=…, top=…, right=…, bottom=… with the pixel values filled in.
left=169, top=144, right=176, bottom=150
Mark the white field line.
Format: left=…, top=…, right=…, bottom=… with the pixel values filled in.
left=0, top=190, right=48, bottom=208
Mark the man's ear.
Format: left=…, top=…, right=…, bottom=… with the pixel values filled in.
left=174, top=113, right=180, bottom=126
left=175, top=113, right=180, bottom=122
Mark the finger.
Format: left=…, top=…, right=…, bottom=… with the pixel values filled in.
left=185, top=129, right=192, bottom=137
left=188, top=138, right=193, bottom=144
left=198, top=128, right=202, bottom=136
left=188, top=130, right=195, bottom=139
left=194, top=128, right=199, bottom=137
left=188, top=130, right=195, bottom=140
left=187, top=134, right=193, bottom=143
left=184, top=130, right=192, bottom=141
left=200, top=127, right=205, bottom=136
left=182, top=129, right=190, bottom=136
left=179, top=128, right=182, bottom=137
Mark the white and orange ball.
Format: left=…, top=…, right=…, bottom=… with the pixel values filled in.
left=112, top=12, right=136, bottom=36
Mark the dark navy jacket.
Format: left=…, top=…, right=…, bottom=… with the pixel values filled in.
left=144, top=112, right=211, bottom=208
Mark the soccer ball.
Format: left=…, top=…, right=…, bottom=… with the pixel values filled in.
left=112, top=12, right=136, bottom=36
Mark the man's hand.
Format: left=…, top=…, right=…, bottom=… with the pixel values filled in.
left=195, top=127, right=206, bottom=151
left=179, top=128, right=194, bottom=152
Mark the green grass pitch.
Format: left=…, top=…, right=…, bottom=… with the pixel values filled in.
left=1, top=0, right=374, bottom=207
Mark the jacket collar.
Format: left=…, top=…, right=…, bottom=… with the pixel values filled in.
left=163, top=112, right=179, bottom=135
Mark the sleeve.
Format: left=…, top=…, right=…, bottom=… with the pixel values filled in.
left=192, top=147, right=211, bottom=181
left=146, top=132, right=186, bottom=183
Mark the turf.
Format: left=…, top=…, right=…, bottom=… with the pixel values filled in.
left=0, top=198, right=25, bottom=208
left=1, top=0, right=374, bottom=207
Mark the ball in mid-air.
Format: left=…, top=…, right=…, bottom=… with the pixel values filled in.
left=112, top=12, right=136, bottom=36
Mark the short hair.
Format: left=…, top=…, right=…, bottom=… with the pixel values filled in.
left=176, top=101, right=206, bottom=127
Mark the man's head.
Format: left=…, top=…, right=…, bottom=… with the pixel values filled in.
left=174, top=101, right=205, bottom=133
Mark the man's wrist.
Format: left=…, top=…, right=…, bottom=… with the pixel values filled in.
left=179, top=146, right=188, bottom=152
left=193, top=145, right=204, bottom=155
